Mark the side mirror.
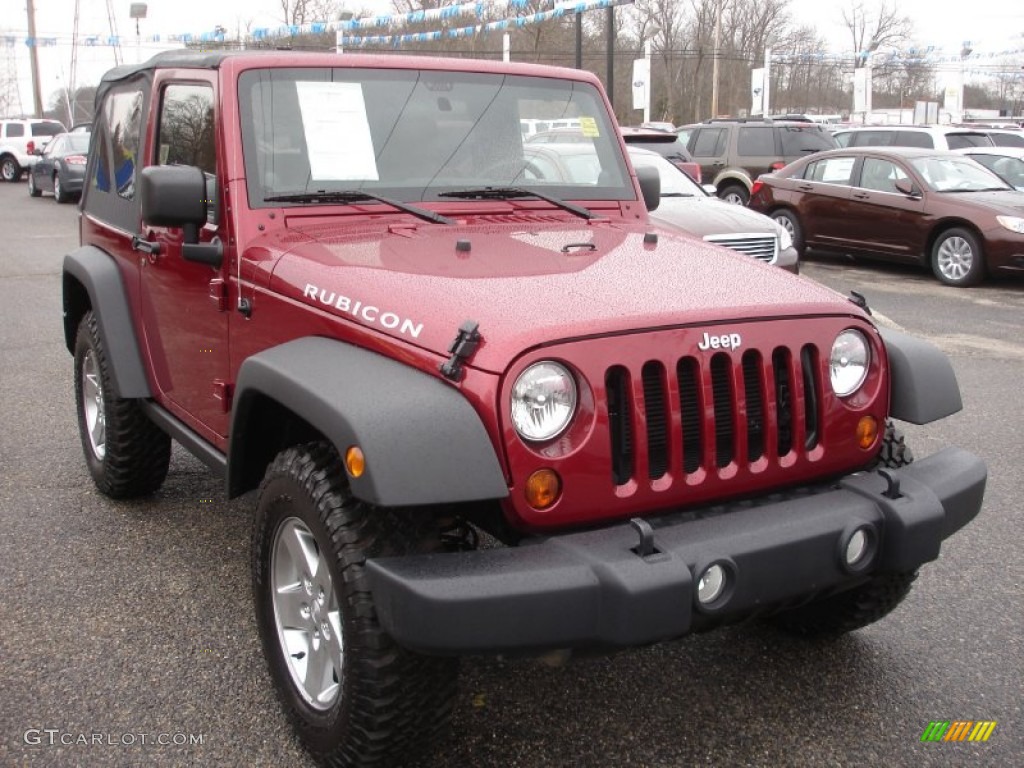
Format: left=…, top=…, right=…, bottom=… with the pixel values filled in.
left=33, top=147, right=44, bottom=156
left=894, top=178, right=920, bottom=198
left=635, top=165, right=661, bottom=212
left=140, top=165, right=222, bottom=267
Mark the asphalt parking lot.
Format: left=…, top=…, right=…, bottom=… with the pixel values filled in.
left=0, top=180, right=1021, bottom=767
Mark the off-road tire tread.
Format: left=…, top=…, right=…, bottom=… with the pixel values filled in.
left=770, top=571, right=919, bottom=637
left=75, top=311, right=170, bottom=498
left=253, top=442, right=458, bottom=768
left=875, top=420, right=913, bottom=468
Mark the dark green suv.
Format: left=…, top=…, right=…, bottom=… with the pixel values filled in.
left=681, top=119, right=837, bottom=205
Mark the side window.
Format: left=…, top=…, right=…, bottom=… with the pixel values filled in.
left=692, top=128, right=725, bottom=157
left=7, top=123, right=25, bottom=138
left=858, top=158, right=907, bottom=193
left=84, top=80, right=147, bottom=230
left=804, top=156, right=855, bottom=185
left=158, top=83, right=216, bottom=223
left=895, top=131, right=932, bottom=148
left=737, top=127, right=774, bottom=156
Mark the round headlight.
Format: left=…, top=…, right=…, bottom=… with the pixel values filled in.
left=511, top=362, right=577, bottom=442
left=830, top=330, right=870, bottom=397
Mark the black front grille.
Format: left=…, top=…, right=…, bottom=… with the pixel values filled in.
left=607, top=344, right=823, bottom=486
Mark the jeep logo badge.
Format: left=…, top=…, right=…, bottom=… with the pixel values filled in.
left=697, top=332, right=742, bottom=351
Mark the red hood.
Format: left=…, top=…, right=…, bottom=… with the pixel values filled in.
left=266, top=216, right=860, bottom=372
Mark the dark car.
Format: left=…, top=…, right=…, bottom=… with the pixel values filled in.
left=748, top=146, right=1024, bottom=286
left=680, top=118, right=837, bottom=205
left=27, top=132, right=91, bottom=202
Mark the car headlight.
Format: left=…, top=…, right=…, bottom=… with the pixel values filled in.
left=511, top=362, right=577, bottom=442
left=774, top=221, right=793, bottom=251
left=996, top=215, right=1024, bottom=234
left=830, top=330, right=870, bottom=397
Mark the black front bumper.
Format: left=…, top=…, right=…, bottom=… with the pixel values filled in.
left=367, top=448, right=986, bottom=654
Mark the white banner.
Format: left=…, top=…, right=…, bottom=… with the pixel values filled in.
left=853, top=67, right=869, bottom=114
left=750, top=68, right=765, bottom=115
left=632, top=58, right=650, bottom=111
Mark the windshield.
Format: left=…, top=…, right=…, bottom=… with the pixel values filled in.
left=910, top=156, right=1011, bottom=192
left=238, top=67, right=631, bottom=207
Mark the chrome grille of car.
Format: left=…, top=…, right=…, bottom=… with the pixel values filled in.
left=606, top=344, right=822, bottom=485
left=704, top=233, right=778, bottom=263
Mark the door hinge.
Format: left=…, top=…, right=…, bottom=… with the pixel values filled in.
left=213, top=379, right=233, bottom=412
left=209, top=278, right=228, bottom=312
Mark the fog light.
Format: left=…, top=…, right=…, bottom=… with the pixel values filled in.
left=697, top=564, right=727, bottom=605
left=856, top=415, right=878, bottom=449
left=845, top=529, right=869, bottom=566
left=525, top=469, right=561, bottom=510
left=344, top=446, right=366, bottom=478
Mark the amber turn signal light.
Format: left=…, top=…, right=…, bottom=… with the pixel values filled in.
left=345, top=446, right=366, bottom=478
left=525, top=469, right=561, bottom=510
left=856, top=416, right=878, bottom=450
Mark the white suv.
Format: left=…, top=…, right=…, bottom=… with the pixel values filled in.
left=0, top=119, right=67, bottom=182
left=833, top=125, right=994, bottom=151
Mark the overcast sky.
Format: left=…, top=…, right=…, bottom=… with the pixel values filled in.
left=5, top=0, right=1022, bottom=116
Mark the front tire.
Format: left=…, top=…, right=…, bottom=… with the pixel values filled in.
left=28, top=172, right=41, bottom=197
left=252, top=442, right=458, bottom=767
left=74, top=310, right=171, bottom=497
left=932, top=227, right=985, bottom=287
left=767, top=421, right=918, bottom=637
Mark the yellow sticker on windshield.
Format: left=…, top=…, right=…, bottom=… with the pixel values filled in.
left=580, top=117, right=599, bottom=137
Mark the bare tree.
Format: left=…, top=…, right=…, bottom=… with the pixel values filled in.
left=842, top=1, right=911, bottom=67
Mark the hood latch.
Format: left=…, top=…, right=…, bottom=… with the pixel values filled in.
left=440, top=320, right=482, bottom=382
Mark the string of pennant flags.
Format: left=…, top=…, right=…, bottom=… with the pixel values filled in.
left=4, top=0, right=1023, bottom=63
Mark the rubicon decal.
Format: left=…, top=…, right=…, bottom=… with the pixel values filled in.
left=920, top=720, right=997, bottom=742
left=303, top=284, right=423, bottom=339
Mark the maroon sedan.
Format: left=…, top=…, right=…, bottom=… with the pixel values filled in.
left=748, top=146, right=1024, bottom=286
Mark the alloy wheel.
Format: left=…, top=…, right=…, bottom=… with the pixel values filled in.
left=271, top=517, right=344, bottom=710
left=936, top=236, right=974, bottom=282
left=81, top=348, right=106, bottom=460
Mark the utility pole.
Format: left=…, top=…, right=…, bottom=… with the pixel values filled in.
left=26, top=0, right=44, bottom=117
left=606, top=6, right=614, bottom=116
left=710, top=0, right=722, bottom=119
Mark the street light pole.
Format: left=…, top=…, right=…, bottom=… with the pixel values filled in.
left=643, top=39, right=652, bottom=124
left=710, top=0, right=722, bottom=118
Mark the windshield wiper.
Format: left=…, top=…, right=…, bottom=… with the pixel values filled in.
left=264, top=190, right=454, bottom=225
left=437, top=187, right=601, bottom=220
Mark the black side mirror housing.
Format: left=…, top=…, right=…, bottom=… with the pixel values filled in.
left=140, top=165, right=207, bottom=231
left=636, top=165, right=661, bottom=212
left=139, top=165, right=222, bottom=267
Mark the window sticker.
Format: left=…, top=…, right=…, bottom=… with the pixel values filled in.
left=579, top=117, right=600, bottom=138
left=296, top=81, right=379, bottom=181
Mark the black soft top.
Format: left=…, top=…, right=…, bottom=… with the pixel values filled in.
left=95, top=50, right=243, bottom=107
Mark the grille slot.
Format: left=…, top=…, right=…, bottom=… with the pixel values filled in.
left=642, top=362, right=669, bottom=479
left=773, top=348, right=794, bottom=456
left=743, top=351, right=765, bottom=461
left=801, top=345, right=821, bottom=449
left=677, top=358, right=702, bottom=474
left=704, top=234, right=778, bottom=262
left=605, top=341, right=825, bottom=486
left=710, top=354, right=734, bottom=467
left=606, top=367, right=633, bottom=485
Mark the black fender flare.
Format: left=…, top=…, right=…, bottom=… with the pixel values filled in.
left=62, top=245, right=151, bottom=398
left=229, top=337, right=509, bottom=507
left=880, top=327, right=962, bottom=424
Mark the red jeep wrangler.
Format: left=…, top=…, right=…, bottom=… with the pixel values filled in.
left=63, top=51, right=986, bottom=767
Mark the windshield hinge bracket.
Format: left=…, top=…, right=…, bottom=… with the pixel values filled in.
left=439, top=320, right=482, bottom=382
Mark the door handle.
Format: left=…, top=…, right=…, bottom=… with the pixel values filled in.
left=852, top=192, right=870, bottom=200
left=131, top=235, right=162, bottom=256
left=797, top=184, right=813, bottom=192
